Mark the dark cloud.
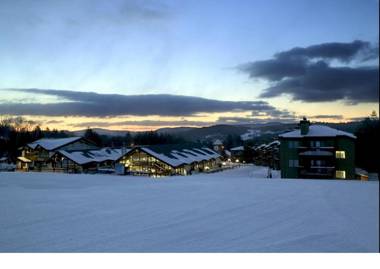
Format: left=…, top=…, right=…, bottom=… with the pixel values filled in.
left=263, top=109, right=296, bottom=118
left=238, top=40, right=379, bottom=103
left=238, top=57, right=307, bottom=81
left=348, top=116, right=367, bottom=121
left=216, top=116, right=296, bottom=125
left=69, top=119, right=213, bottom=128
left=309, top=115, right=343, bottom=120
left=275, top=40, right=378, bottom=62
left=260, top=64, right=379, bottom=103
left=0, top=88, right=277, bottom=117
left=216, top=109, right=297, bottom=125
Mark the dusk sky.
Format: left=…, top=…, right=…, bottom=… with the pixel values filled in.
left=0, top=0, right=379, bottom=131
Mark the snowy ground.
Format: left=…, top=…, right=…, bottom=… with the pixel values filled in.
left=0, top=166, right=378, bottom=252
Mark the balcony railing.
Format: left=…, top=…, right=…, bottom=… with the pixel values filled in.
left=297, top=146, right=335, bottom=153
left=299, top=167, right=335, bottom=178
left=299, top=150, right=334, bottom=157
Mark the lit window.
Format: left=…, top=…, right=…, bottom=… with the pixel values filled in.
left=335, top=151, right=346, bottom=159
left=335, top=170, right=346, bottom=179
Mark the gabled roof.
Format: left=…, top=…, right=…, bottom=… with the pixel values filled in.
left=267, top=140, right=280, bottom=147
left=230, top=146, right=244, bottom=151
left=88, top=148, right=124, bottom=162
left=122, top=144, right=221, bottom=168
left=279, top=125, right=356, bottom=139
left=213, top=139, right=223, bottom=145
left=27, top=137, right=83, bottom=151
left=255, top=144, right=266, bottom=150
left=57, top=148, right=128, bottom=165
left=58, top=150, right=95, bottom=165
left=140, top=147, right=185, bottom=167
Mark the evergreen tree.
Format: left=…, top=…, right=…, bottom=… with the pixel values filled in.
left=84, top=128, right=103, bottom=147
left=355, top=113, right=379, bottom=177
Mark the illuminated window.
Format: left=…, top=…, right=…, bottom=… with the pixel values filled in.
left=335, top=170, right=346, bottom=179
left=335, top=151, right=346, bottom=159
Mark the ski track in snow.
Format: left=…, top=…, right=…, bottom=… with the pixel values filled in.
left=0, top=166, right=378, bottom=252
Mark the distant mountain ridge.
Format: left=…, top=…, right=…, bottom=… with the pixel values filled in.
left=70, top=128, right=132, bottom=137
left=69, top=121, right=362, bottom=142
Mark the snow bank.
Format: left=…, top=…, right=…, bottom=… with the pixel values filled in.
left=0, top=166, right=378, bottom=252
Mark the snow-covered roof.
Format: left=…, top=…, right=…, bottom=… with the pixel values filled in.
left=133, top=146, right=221, bottom=168
left=279, top=125, right=356, bottom=139
left=355, top=168, right=368, bottom=176
left=230, top=146, right=244, bottom=151
left=170, top=151, right=196, bottom=165
left=58, top=148, right=128, bottom=165
left=267, top=140, right=280, bottom=147
left=59, top=150, right=94, bottom=165
left=182, top=149, right=209, bottom=162
left=141, top=147, right=185, bottom=167
left=256, top=144, right=266, bottom=149
left=88, top=148, right=124, bottom=162
left=28, top=137, right=83, bottom=150
left=0, top=157, right=7, bottom=162
left=201, top=147, right=220, bottom=158
left=173, top=151, right=202, bottom=163
left=240, top=129, right=261, bottom=141
left=213, top=139, right=223, bottom=145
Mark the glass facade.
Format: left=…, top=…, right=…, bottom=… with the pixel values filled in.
left=119, top=149, right=182, bottom=176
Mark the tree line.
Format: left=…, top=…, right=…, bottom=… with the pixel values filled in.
left=0, top=117, right=187, bottom=161
left=1, top=114, right=379, bottom=174
left=82, top=128, right=186, bottom=148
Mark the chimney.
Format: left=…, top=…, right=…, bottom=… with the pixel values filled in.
left=300, top=117, right=310, bottom=135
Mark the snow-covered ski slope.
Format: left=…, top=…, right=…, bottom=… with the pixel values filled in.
left=0, top=166, right=378, bottom=252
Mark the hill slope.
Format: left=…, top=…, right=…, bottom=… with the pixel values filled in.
left=0, top=166, right=378, bottom=252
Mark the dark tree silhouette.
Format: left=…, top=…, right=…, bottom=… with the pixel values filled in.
left=355, top=111, right=379, bottom=177
left=84, top=128, right=103, bottom=147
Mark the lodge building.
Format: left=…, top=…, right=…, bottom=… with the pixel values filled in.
left=279, top=118, right=356, bottom=179
left=17, top=137, right=221, bottom=176
left=117, top=145, right=221, bottom=176
left=17, top=137, right=98, bottom=172
left=252, top=140, right=280, bottom=169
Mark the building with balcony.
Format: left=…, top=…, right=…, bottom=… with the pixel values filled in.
left=17, top=137, right=98, bottom=171
left=279, top=118, right=356, bottom=179
left=17, top=138, right=221, bottom=176
left=252, top=140, right=280, bottom=169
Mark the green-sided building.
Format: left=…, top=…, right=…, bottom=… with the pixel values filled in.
left=279, top=118, right=356, bottom=179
